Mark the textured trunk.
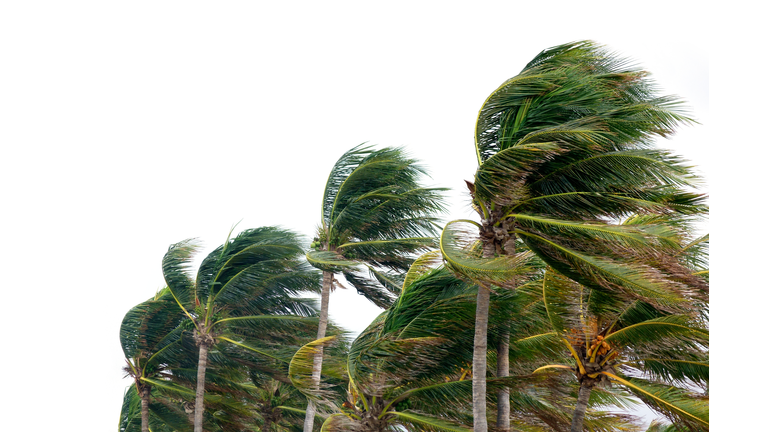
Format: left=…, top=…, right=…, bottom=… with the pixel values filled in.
left=303, top=270, right=333, bottom=432
left=140, top=386, right=150, bottom=432
left=473, top=285, right=490, bottom=432
left=570, top=384, right=592, bottom=432
left=495, top=328, right=510, bottom=432
left=195, top=342, right=209, bottom=432
left=263, top=417, right=272, bottom=432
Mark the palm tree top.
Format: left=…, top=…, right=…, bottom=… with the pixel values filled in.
left=163, top=226, right=320, bottom=326
left=304, top=144, right=448, bottom=308
left=318, top=143, right=446, bottom=247
left=474, top=40, right=695, bottom=165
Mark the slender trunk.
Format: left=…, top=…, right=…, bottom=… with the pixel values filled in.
left=140, top=385, right=150, bottom=432
left=473, top=285, right=490, bottom=432
left=195, top=342, right=210, bottom=432
left=570, top=384, right=592, bottom=432
left=495, top=328, right=510, bottom=432
left=303, top=270, right=333, bottom=432
left=496, top=230, right=514, bottom=432
left=263, top=417, right=272, bottom=432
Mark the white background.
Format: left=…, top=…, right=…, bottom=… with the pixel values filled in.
left=0, top=1, right=751, bottom=429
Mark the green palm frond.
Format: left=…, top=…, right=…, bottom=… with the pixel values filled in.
left=391, top=410, right=472, bottom=432
left=319, top=413, right=353, bottom=432
left=603, top=373, right=708, bottom=431
left=340, top=268, right=398, bottom=308
left=289, top=336, right=347, bottom=403
left=141, top=377, right=197, bottom=398
left=514, top=215, right=677, bottom=252
left=677, top=234, right=709, bottom=279
left=162, top=239, right=200, bottom=314
left=473, top=142, right=563, bottom=203
left=118, top=386, right=141, bottom=432
left=513, top=189, right=708, bottom=220
left=514, top=333, right=565, bottom=365
left=120, top=288, right=185, bottom=362
left=645, top=419, right=690, bottom=432
left=402, top=250, right=443, bottom=292
left=305, top=250, right=360, bottom=272
left=347, top=334, right=447, bottom=389
left=440, top=219, right=534, bottom=289
left=519, top=231, right=692, bottom=311
left=119, top=386, right=193, bottom=432
left=321, top=144, right=376, bottom=227
left=529, top=149, right=699, bottom=194
left=622, top=358, right=708, bottom=388
left=364, top=265, right=404, bottom=296
left=384, top=267, right=475, bottom=337
left=337, top=237, right=437, bottom=270
left=388, top=379, right=474, bottom=413
left=604, top=315, right=707, bottom=348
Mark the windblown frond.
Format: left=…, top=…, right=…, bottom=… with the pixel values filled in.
left=440, top=219, right=534, bottom=289
left=603, top=373, right=708, bottom=431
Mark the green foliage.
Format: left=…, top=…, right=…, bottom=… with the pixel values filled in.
left=312, top=144, right=447, bottom=307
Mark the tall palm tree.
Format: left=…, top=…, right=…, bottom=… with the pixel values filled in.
left=163, top=226, right=321, bottom=432
left=439, top=41, right=707, bottom=432
left=120, top=288, right=189, bottom=432
left=302, top=144, right=447, bottom=432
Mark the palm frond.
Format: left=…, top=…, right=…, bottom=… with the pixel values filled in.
left=440, top=219, right=534, bottom=289
left=289, top=336, right=347, bottom=404
left=162, top=239, right=200, bottom=313
left=603, top=373, right=708, bottom=431
left=305, top=250, right=360, bottom=273
left=391, top=410, right=472, bottom=432
left=402, top=250, right=444, bottom=292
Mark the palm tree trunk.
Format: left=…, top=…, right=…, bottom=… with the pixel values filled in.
left=570, top=384, right=592, bottom=432
left=195, top=342, right=210, bottom=432
left=495, top=328, right=510, bottom=432
left=496, top=230, right=514, bottom=432
left=473, top=285, right=490, bottom=432
left=303, top=270, right=333, bottom=432
left=140, top=385, right=150, bottom=432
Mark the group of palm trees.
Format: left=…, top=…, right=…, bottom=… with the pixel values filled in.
left=119, top=41, right=709, bottom=432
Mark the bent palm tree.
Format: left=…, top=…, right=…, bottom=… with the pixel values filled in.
left=302, top=144, right=447, bottom=431
left=163, top=226, right=321, bottom=432
left=120, top=288, right=189, bottom=432
left=439, top=41, right=707, bottom=432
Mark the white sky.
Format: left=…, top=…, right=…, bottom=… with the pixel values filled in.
left=0, top=1, right=754, bottom=430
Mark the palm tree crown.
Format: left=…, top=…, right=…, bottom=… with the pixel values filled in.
left=163, top=226, right=321, bottom=432
left=307, top=143, right=447, bottom=307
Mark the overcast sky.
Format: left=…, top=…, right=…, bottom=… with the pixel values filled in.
left=0, top=2, right=751, bottom=430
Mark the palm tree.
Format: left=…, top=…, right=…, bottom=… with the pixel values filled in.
left=525, top=267, right=708, bottom=431
left=302, top=144, right=447, bottom=432
left=120, top=288, right=189, bottom=432
left=163, top=226, right=321, bottom=432
left=438, top=41, right=707, bottom=432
